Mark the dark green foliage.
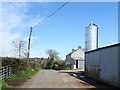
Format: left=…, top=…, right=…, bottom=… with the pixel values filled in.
left=45, top=60, right=70, bottom=70
left=2, top=57, right=29, bottom=73
left=49, top=57, right=54, bottom=69
left=44, top=57, right=54, bottom=69
left=52, top=61, right=70, bottom=70
left=30, top=60, right=41, bottom=70
left=10, top=69, right=39, bottom=80
left=1, top=57, right=41, bottom=74
left=1, top=57, right=41, bottom=88
left=38, top=58, right=48, bottom=69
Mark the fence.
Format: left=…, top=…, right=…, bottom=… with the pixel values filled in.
left=0, top=65, right=11, bottom=80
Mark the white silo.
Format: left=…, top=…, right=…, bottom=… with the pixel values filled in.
left=85, top=22, right=98, bottom=51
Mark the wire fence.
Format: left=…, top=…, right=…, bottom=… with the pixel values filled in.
left=0, top=65, right=11, bottom=80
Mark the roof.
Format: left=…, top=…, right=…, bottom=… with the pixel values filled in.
left=89, top=22, right=97, bottom=26
left=85, top=43, right=120, bottom=53
left=66, top=49, right=77, bottom=56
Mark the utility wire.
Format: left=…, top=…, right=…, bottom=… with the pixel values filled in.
left=32, top=0, right=70, bottom=28
left=28, top=1, right=70, bottom=58
left=32, top=31, right=41, bottom=57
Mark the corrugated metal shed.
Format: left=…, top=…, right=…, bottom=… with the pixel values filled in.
left=85, top=43, right=120, bottom=87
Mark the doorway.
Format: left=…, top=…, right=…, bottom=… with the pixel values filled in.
left=76, top=60, right=78, bottom=68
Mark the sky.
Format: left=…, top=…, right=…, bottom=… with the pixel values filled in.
left=0, top=2, right=118, bottom=59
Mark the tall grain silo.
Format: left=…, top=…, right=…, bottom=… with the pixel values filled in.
left=85, top=22, right=98, bottom=51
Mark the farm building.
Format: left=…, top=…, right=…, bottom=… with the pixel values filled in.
left=66, top=46, right=85, bottom=69
left=85, top=43, right=120, bottom=87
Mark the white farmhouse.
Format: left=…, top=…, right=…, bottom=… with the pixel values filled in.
left=66, top=46, right=85, bottom=69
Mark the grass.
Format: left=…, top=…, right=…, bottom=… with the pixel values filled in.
left=2, top=67, right=41, bottom=89
left=10, top=68, right=39, bottom=79
left=0, top=80, right=11, bottom=90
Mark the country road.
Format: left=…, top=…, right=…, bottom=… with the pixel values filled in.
left=16, top=70, right=115, bottom=88
left=17, top=70, right=71, bottom=88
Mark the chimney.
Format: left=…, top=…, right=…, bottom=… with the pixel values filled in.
left=78, top=46, right=81, bottom=49
left=72, top=49, right=75, bottom=52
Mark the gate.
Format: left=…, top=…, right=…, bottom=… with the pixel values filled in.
left=0, top=65, right=11, bottom=80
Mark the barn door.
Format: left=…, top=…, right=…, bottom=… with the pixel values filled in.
left=76, top=60, right=78, bottom=68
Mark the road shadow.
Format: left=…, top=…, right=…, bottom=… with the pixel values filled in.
left=58, top=70, right=117, bottom=88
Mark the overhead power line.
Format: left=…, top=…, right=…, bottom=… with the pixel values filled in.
left=32, top=31, right=41, bottom=57
left=27, top=1, right=70, bottom=59
left=33, top=0, right=70, bottom=28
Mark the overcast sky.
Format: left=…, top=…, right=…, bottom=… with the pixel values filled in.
left=1, top=2, right=118, bottom=59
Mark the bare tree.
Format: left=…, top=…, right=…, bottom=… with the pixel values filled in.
left=46, top=49, right=59, bottom=60
left=46, top=49, right=60, bottom=69
left=12, top=38, right=27, bottom=58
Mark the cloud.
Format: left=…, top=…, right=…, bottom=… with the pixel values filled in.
left=0, top=2, right=43, bottom=57
left=0, top=2, right=28, bottom=56
left=1, top=2, right=27, bottom=31
left=27, top=15, right=44, bottom=27
left=0, top=29, right=21, bottom=56
left=24, top=36, right=39, bottom=43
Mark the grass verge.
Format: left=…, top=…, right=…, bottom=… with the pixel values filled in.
left=3, top=68, right=41, bottom=89
left=0, top=80, right=11, bottom=90
left=10, top=68, right=39, bottom=79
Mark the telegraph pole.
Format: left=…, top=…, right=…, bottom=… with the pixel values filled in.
left=27, top=27, right=32, bottom=61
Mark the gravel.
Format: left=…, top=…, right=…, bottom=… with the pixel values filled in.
left=16, top=69, right=115, bottom=88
